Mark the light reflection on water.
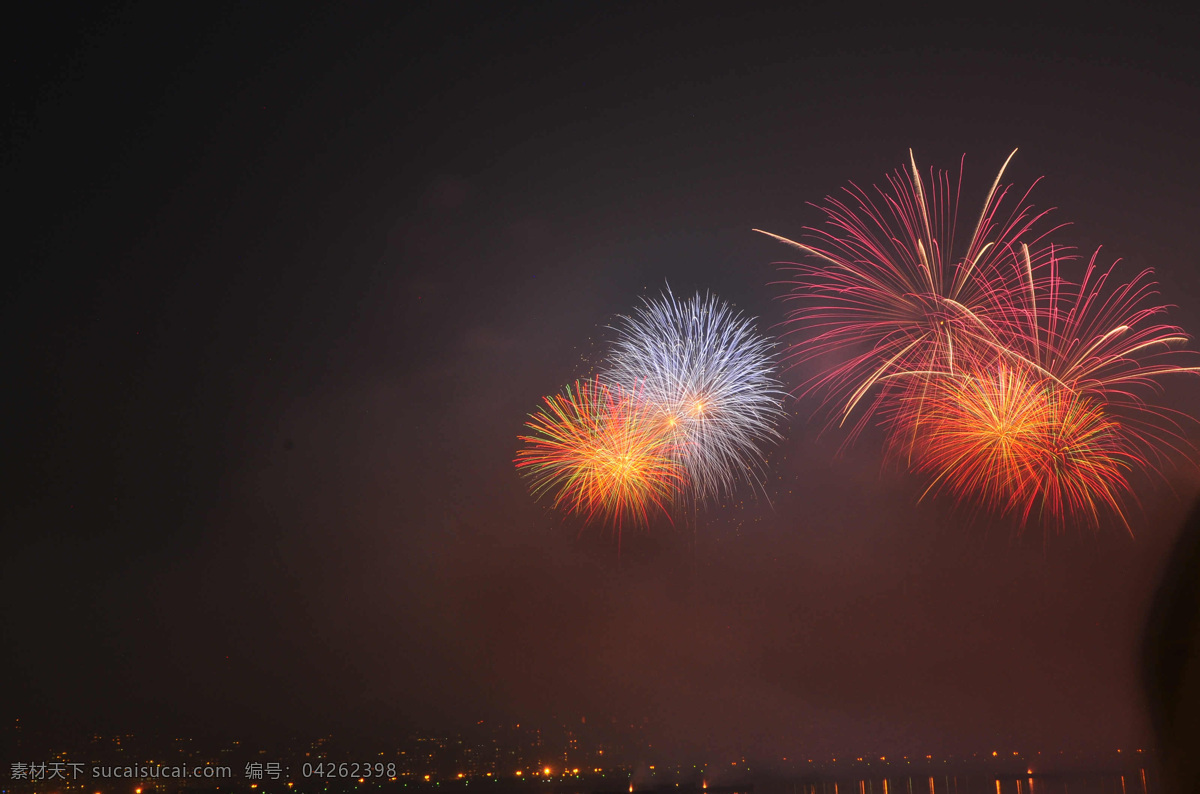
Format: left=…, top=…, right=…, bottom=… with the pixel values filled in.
left=787, top=770, right=1154, bottom=794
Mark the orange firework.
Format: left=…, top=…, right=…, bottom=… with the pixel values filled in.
left=515, top=378, right=685, bottom=533
left=902, top=364, right=1139, bottom=532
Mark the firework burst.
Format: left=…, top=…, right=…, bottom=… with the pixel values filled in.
left=762, top=150, right=1200, bottom=532
left=515, top=378, right=685, bottom=532
left=602, top=289, right=787, bottom=505
left=757, top=148, right=1061, bottom=437
left=898, top=364, right=1140, bottom=531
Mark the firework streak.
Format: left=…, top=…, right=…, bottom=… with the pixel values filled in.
left=760, top=150, right=1199, bottom=532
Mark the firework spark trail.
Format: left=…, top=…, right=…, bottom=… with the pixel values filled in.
left=602, top=289, right=787, bottom=505
left=515, top=378, right=685, bottom=537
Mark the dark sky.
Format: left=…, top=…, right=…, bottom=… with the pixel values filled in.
left=5, top=1, right=1200, bottom=761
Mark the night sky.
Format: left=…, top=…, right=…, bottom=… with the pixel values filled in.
left=5, top=2, right=1200, bottom=762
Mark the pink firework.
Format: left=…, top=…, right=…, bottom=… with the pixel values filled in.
left=758, top=149, right=1062, bottom=439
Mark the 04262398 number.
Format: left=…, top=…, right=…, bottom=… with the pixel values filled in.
left=301, top=762, right=397, bottom=778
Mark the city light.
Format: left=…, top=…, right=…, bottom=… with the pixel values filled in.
left=15, top=731, right=1140, bottom=794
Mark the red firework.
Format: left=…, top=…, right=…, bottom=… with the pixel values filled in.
left=758, top=149, right=1062, bottom=438
left=900, top=364, right=1140, bottom=532
left=763, top=151, right=1200, bottom=532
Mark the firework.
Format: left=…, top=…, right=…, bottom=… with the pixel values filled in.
left=975, top=246, right=1199, bottom=423
left=899, top=363, right=1140, bottom=531
left=515, top=378, right=685, bottom=531
left=893, top=246, right=1200, bottom=531
left=602, top=289, right=786, bottom=504
left=761, top=151, right=1199, bottom=531
left=757, top=149, right=1061, bottom=436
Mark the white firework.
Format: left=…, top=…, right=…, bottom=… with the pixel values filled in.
left=602, top=289, right=787, bottom=504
